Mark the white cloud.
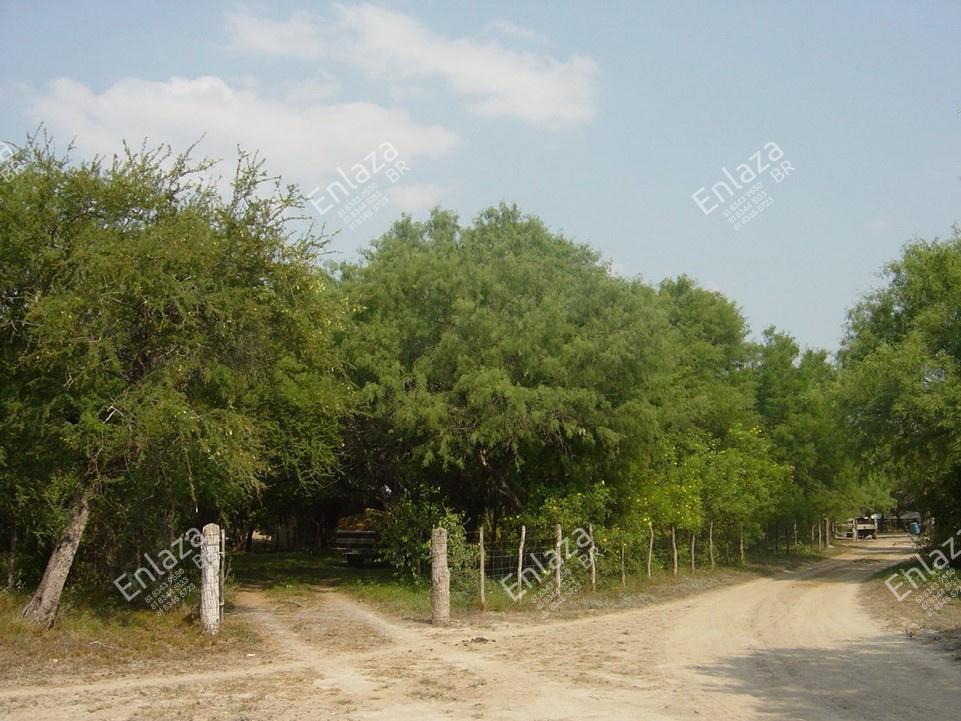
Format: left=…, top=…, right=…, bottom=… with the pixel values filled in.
left=486, top=20, right=548, bottom=46
left=225, top=10, right=325, bottom=59
left=26, top=76, right=459, bottom=196
left=387, top=182, right=448, bottom=214
left=283, top=73, right=340, bottom=104
left=226, top=5, right=599, bottom=129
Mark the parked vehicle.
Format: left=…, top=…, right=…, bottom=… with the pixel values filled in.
left=332, top=509, right=384, bottom=566
left=842, top=517, right=878, bottom=540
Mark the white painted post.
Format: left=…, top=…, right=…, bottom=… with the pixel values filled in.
left=200, top=523, right=221, bottom=635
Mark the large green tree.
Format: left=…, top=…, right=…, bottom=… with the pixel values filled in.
left=839, top=230, right=961, bottom=539
left=338, top=206, right=674, bottom=526
left=1, top=138, right=349, bottom=626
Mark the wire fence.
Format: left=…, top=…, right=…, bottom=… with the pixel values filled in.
left=439, top=520, right=831, bottom=611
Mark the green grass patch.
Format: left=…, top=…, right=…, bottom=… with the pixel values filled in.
left=229, top=548, right=811, bottom=619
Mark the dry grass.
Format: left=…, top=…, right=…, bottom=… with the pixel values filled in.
left=0, top=590, right=264, bottom=685
left=863, top=561, right=961, bottom=661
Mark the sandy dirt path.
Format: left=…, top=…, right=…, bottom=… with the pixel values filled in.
left=2, top=537, right=959, bottom=721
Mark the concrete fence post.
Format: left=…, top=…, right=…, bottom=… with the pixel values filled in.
left=431, top=527, right=450, bottom=625
left=200, top=523, right=221, bottom=635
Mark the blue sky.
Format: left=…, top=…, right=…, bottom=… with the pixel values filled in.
left=1, top=1, right=959, bottom=350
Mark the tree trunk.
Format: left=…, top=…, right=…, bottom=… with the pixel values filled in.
left=709, top=521, right=715, bottom=570
left=22, top=483, right=96, bottom=628
left=7, top=520, right=17, bottom=590
left=244, top=527, right=254, bottom=552
left=647, top=521, right=654, bottom=579
left=671, top=525, right=678, bottom=576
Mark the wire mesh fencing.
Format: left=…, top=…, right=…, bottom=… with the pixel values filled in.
left=444, top=523, right=601, bottom=613
left=439, top=520, right=807, bottom=612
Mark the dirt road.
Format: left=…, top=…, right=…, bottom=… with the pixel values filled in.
left=2, top=537, right=959, bottom=720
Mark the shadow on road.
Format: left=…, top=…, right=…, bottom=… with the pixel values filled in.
left=692, top=638, right=961, bottom=721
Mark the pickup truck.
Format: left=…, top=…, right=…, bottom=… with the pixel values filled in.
left=845, top=517, right=878, bottom=540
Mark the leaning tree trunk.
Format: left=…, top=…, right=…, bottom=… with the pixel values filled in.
left=21, top=483, right=96, bottom=628
left=671, top=525, right=678, bottom=576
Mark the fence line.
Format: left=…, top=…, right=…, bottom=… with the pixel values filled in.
left=440, top=519, right=830, bottom=609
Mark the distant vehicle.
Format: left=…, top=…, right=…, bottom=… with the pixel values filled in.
left=332, top=509, right=384, bottom=566
left=844, top=517, right=878, bottom=540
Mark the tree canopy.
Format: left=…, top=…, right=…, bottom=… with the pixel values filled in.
left=4, top=134, right=951, bottom=626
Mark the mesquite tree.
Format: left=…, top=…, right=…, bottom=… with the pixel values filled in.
left=1, top=136, right=347, bottom=626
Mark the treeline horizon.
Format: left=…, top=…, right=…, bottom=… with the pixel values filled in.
left=1, top=136, right=957, bottom=625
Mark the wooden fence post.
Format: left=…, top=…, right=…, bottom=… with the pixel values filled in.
left=671, top=525, right=678, bottom=576
left=555, top=524, right=562, bottom=599
left=431, top=527, right=450, bottom=625
left=478, top=526, right=486, bottom=611
left=200, top=523, right=221, bottom=635
left=620, top=542, right=626, bottom=587
left=516, top=525, right=526, bottom=593
left=647, top=521, right=654, bottom=579
left=588, top=523, right=597, bottom=592
left=709, top=521, right=716, bottom=570
left=690, top=531, right=696, bottom=573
